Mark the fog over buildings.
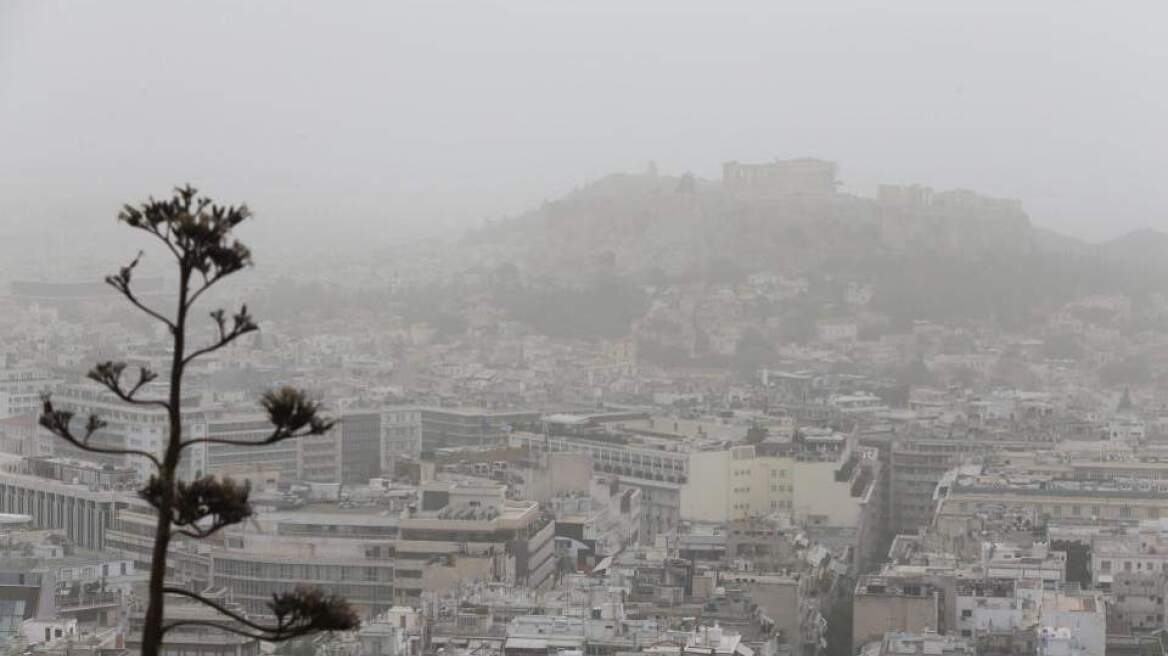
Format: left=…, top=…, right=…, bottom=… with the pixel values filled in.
left=3, top=0, right=1168, bottom=248
left=3, top=3, right=1168, bottom=656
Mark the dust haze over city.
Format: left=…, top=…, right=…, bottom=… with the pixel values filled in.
left=2, top=2, right=1168, bottom=656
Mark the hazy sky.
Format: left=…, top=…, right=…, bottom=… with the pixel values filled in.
left=2, top=1, right=1166, bottom=243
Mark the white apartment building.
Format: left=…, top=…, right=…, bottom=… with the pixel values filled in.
left=510, top=430, right=688, bottom=542
left=681, top=433, right=878, bottom=531
left=681, top=445, right=794, bottom=522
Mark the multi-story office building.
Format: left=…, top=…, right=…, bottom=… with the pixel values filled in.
left=202, top=413, right=300, bottom=482
left=380, top=406, right=422, bottom=473
left=297, top=427, right=342, bottom=483
left=204, top=409, right=401, bottom=485
left=888, top=430, right=1059, bottom=537
left=399, top=482, right=556, bottom=595
left=211, top=511, right=398, bottom=620
left=104, top=499, right=211, bottom=590
left=0, top=368, right=61, bottom=419
left=206, top=481, right=554, bottom=620
left=125, top=596, right=260, bottom=656
left=888, top=436, right=987, bottom=536
left=340, top=410, right=383, bottom=485
left=421, top=408, right=539, bottom=453
left=0, top=466, right=128, bottom=550
left=0, top=416, right=50, bottom=458
left=934, top=464, right=1168, bottom=526
left=45, top=383, right=206, bottom=482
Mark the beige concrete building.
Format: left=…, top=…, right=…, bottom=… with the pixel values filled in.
left=934, top=465, right=1168, bottom=526
left=680, top=445, right=793, bottom=522
left=852, top=575, right=942, bottom=653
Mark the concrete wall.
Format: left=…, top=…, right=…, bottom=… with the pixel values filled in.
left=852, top=593, right=939, bottom=653
left=680, top=450, right=730, bottom=522
left=792, top=459, right=862, bottom=527
left=680, top=449, right=795, bottom=522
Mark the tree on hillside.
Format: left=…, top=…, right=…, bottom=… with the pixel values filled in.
left=39, top=186, right=358, bottom=656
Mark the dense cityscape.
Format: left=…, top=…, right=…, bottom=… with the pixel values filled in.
left=1, top=155, right=1168, bottom=656
left=5, top=2, right=1167, bottom=655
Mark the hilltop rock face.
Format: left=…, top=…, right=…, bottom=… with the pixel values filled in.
left=471, top=169, right=1037, bottom=280
left=461, top=164, right=1165, bottom=333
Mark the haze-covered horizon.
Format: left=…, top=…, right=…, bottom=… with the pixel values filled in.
left=3, top=0, right=1167, bottom=245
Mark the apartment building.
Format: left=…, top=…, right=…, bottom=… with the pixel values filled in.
left=859, top=630, right=975, bottom=656
left=681, top=445, right=794, bottom=522
left=400, top=482, right=556, bottom=594
left=852, top=575, right=943, bottom=652
left=549, top=475, right=641, bottom=566
left=510, top=429, right=688, bottom=542
left=889, top=436, right=988, bottom=536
